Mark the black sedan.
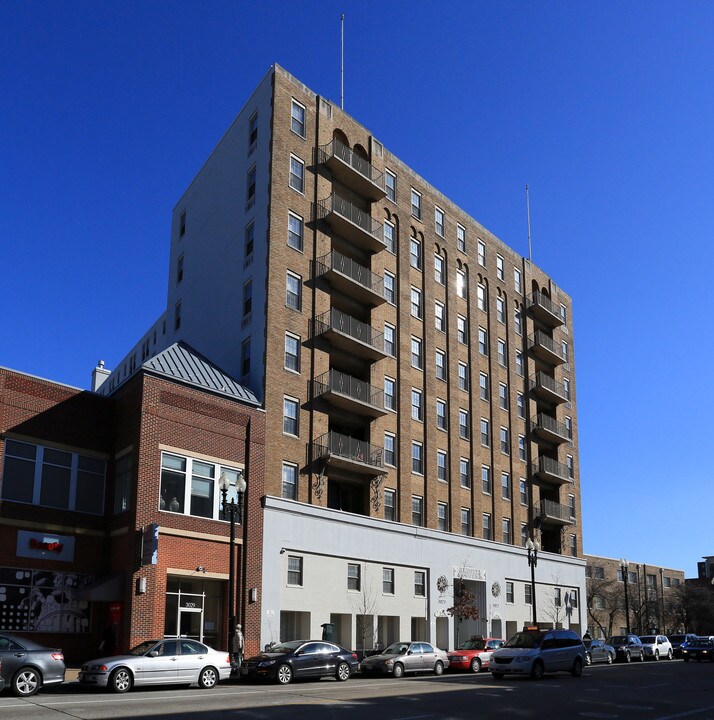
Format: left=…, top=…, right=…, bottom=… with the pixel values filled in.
left=584, top=639, right=615, bottom=665
left=682, top=637, right=714, bottom=663
left=240, top=640, right=359, bottom=684
left=0, top=633, right=66, bottom=697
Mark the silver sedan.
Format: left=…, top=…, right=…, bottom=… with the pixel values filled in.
left=360, top=641, right=450, bottom=677
left=79, top=638, right=231, bottom=693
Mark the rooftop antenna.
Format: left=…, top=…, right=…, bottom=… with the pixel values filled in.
left=340, top=14, right=345, bottom=110
left=526, top=184, right=533, bottom=261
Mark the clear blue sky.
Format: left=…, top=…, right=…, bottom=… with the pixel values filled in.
left=2, top=2, right=712, bottom=576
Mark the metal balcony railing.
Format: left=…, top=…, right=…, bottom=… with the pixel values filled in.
left=532, top=413, right=570, bottom=440
left=313, top=431, right=384, bottom=469
left=530, top=372, right=567, bottom=400
left=316, top=194, right=384, bottom=244
left=528, top=290, right=565, bottom=326
left=529, top=330, right=565, bottom=362
left=532, top=456, right=570, bottom=482
left=314, top=370, right=384, bottom=409
left=312, top=308, right=384, bottom=351
left=314, top=250, right=383, bottom=296
left=317, top=138, right=384, bottom=186
left=536, top=498, right=575, bottom=524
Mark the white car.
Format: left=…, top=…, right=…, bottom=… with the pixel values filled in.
left=638, top=635, right=673, bottom=661
left=79, top=638, right=231, bottom=692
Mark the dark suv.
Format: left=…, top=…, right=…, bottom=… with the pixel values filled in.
left=669, top=634, right=699, bottom=658
left=606, top=635, right=645, bottom=662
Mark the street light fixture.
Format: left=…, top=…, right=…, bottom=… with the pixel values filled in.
left=526, top=537, right=540, bottom=626
left=219, top=471, right=247, bottom=669
left=620, top=558, right=630, bottom=635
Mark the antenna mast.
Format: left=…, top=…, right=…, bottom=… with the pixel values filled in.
left=526, top=184, right=532, bottom=261
left=340, top=14, right=345, bottom=110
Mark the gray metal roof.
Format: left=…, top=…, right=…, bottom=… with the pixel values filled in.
left=142, top=342, right=259, bottom=406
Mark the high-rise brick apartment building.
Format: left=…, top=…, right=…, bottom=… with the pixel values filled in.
left=99, top=65, right=585, bottom=649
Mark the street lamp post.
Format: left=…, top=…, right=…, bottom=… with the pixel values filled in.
left=219, top=471, right=247, bottom=670
left=526, top=537, right=540, bottom=626
left=620, top=558, right=630, bottom=634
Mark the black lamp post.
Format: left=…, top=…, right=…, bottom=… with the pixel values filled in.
left=526, top=537, right=540, bottom=626
left=219, top=471, right=247, bottom=669
left=620, top=558, right=631, bottom=634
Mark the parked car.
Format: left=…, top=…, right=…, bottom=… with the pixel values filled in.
left=606, top=635, right=645, bottom=662
left=682, top=637, right=714, bottom=663
left=79, top=638, right=231, bottom=693
left=0, top=659, right=5, bottom=693
left=360, top=641, right=449, bottom=678
left=240, top=640, right=358, bottom=684
left=0, top=633, right=66, bottom=697
left=447, top=637, right=504, bottom=672
left=639, top=635, right=673, bottom=661
left=670, top=634, right=699, bottom=658
left=490, top=628, right=586, bottom=680
left=583, top=639, right=615, bottom=665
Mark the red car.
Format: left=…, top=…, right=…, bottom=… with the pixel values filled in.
left=447, top=637, right=505, bottom=672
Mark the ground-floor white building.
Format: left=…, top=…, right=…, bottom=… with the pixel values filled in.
left=261, top=498, right=586, bottom=652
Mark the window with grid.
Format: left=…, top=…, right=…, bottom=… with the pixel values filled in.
left=384, top=377, right=396, bottom=411
left=383, top=567, right=395, bottom=594
left=496, top=297, right=505, bottom=323
left=411, top=388, right=423, bottom=421
left=285, top=333, right=300, bottom=372
left=517, top=392, right=525, bottom=418
left=384, top=220, right=395, bottom=253
left=518, top=435, right=526, bottom=461
left=411, top=337, right=423, bottom=369
left=564, top=377, right=571, bottom=401
left=436, top=349, right=446, bottom=380
left=482, top=513, right=492, bottom=540
left=515, top=350, right=524, bottom=376
left=411, top=189, right=422, bottom=220
left=458, top=362, right=469, bottom=391
left=347, top=563, right=361, bottom=591
left=506, top=581, right=514, bottom=603
left=479, top=372, right=488, bottom=400
left=384, top=433, right=396, bottom=466
left=435, top=206, right=445, bottom=236
left=384, top=323, right=396, bottom=356
left=499, top=382, right=508, bottom=409
left=384, top=489, right=396, bottom=520
left=566, top=416, right=573, bottom=439
left=414, top=571, right=426, bottom=597
left=288, top=211, right=304, bottom=251
left=478, top=327, right=488, bottom=355
left=477, top=284, right=487, bottom=311
left=520, top=478, right=528, bottom=505
left=460, top=458, right=470, bottom=488
left=459, top=409, right=469, bottom=439
left=435, top=301, right=446, bottom=331
left=500, top=426, right=509, bottom=454
left=501, top=472, right=511, bottom=500
left=437, top=502, right=448, bottom=531
left=289, top=155, right=304, bottom=192
left=291, top=99, right=306, bottom=136
left=283, top=397, right=299, bottom=436
left=514, top=267, right=522, bottom=293
left=410, top=237, right=422, bottom=269
left=437, top=450, right=447, bottom=481
left=457, top=224, right=466, bottom=252
left=461, top=508, right=471, bottom=536
left=457, top=270, right=467, bottom=299
left=385, top=169, right=396, bottom=202
left=412, top=496, right=424, bottom=526
left=434, top=254, right=445, bottom=284
left=287, top=555, right=303, bottom=585
left=514, top=307, right=523, bottom=335
left=384, top=272, right=395, bottom=304
left=525, top=583, right=532, bottom=605
left=567, top=455, right=574, bottom=479
left=482, top=465, right=491, bottom=494
left=411, top=442, right=423, bottom=474
left=481, top=418, right=489, bottom=447
left=436, top=399, right=447, bottom=430
left=282, top=462, right=297, bottom=499
left=457, top=315, right=468, bottom=344
left=477, top=239, right=486, bottom=266
left=502, top=517, right=512, bottom=544
left=497, top=338, right=507, bottom=366
left=411, top=286, right=423, bottom=319
left=286, top=272, right=302, bottom=310
left=496, top=254, right=504, bottom=280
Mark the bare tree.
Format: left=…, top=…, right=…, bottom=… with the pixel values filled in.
left=586, top=576, right=625, bottom=638
left=349, top=574, right=379, bottom=654
left=446, top=566, right=480, bottom=645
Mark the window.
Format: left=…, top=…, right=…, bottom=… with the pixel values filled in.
left=291, top=99, right=306, bottom=137
left=248, top=112, right=258, bottom=148
left=562, top=340, right=569, bottom=363
left=411, top=189, right=422, bottom=219
left=410, top=237, right=422, bottom=269
left=179, top=209, right=186, bottom=237
left=434, top=254, right=445, bottom=284
left=247, top=165, right=257, bottom=204
left=411, top=286, right=423, bottom=319
left=286, top=271, right=302, bottom=311
left=514, top=307, right=523, bottom=335
left=480, top=418, right=490, bottom=447
left=287, top=555, right=303, bottom=585
left=285, top=332, right=301, bottom=372
left=460, top=458, right=470, bottom=488
left=663, top=576, right=672, bottom=589
left=566, top=416, right=573, bottom=440
left=477, top=239, right=486, bottom=266
left=564, top=377, right=571, bottom=401
left=436, top=349, right=446, bottom=380
left=458, top=362, right=469, bottom=391
left=348, top=563, right=361, bottom=591
left=176, top=253, right=184, bottom=284
left=518, top=435, right=526, bottom=461
left=1, top=439, right=107, bottom=515
left=482, top=513, right=492, bottom=540
left=384, top=377, right=396, bottom=411
left=500, top=426, right=509, bottom=454
left=384, top=271, right=396, bottom=304
left=481, top=465, right=491, bottom=494
left=477, top=283, right=487, bottom=311
left=506, top=581, right=514, bottom=603
left=411, top=337, right=423, bottom=370
left=514, top=268, right=522, bottom=293
left=412, top=496, right=424, bottom=526
left=499, top=382, right=508, bottom=409
left=496, top=297, right=505, bottom=323
left=384, top=220, right=396, bottom=253
left=479, top=372, right=489, bottom=400
left=517, top=392, right=525, bottom=418
left=436, top=399, right=447, bottom=430
left=383, top=568, right=395, bottom=594
left=113, top=452, right=132, bottom=514
left=283, top=396, right=299, bottom=436
left=437, top=450, right=447, bottom=481
left=560, top=303, right=567, bottom=324
left=593, top=595, right=605, bottom=610
left=411, top=442, right=423, bottom=474
left=457, top=224, right=466, bottom=252
left=282, top=462, right=297, bottom=499
left=384, top=489, right=396, bottom=520
left=496, top=253, right=504, bottom=280
left=457, top=315, right=468, bottom=344
left=525, top=583, right=533, bottom=605
left=502, top=517, right=512, bottom=544
left=521, top=523, right=528, bottom=547
left=435, top=206, right=445, bottom=236
left=242, top=279, right=253, bottom=317
left=174, top=300, right=182, bottom=330
left=385, top=169, right=396, bottom=202
left=459, top=409, right=469, bottom=439
left=411, top=388, right=423, bottom=421
left=570, top=534, right=578, bottom=557
left=384, top=323, right=396, bottom=356
left=241, top=338, right=251, bottom=376
left=384, top=433, right=396, bottom=466
left=554, top=588, right=562, bottom=607
left=461, top=508, right=471, bottom=536
left=289, top=155, right=304, bottom=192
left=567, top=455, right=574, bottom=479
left=515, top=350, right=524, bottom=376
left=501, top=472, right=511, bottom=500
left=244, top=221, right=255, bottom=258
left=437, top=502, right=448, bottom=531
left=520, top=478, right=528, bottom=505
left=478, top=327, right=488, bottom=355
left=435, top=301, right=446, bottom=331
left=569, top=494, right=576, bottom=519
left=288, top=212, right=304, bottom=251
left=457, top=270, right=467, bottom=298
left=497, top=338, right=507, bottom=366
left=415, top=571, right=426, bottom=597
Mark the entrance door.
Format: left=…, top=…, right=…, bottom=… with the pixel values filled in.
left=179, top=607, right=203, bottom=641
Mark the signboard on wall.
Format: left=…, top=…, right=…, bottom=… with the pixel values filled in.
left=141, top=524, right=159, bottom=565
left=17, top=530, right=75, bottom=562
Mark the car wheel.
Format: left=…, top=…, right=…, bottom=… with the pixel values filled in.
left=491, top=672, right=504, bottom=679
left=109, top=668, right=132, bottom=694
left=607, top=652, right=614, bottom=665
left=654, top=650, right=659, bottom=661
left=336, top=662, right=350, bottom=681
left=585, top=652, right=592, bottom=666
left=624, top=651, right=631, bottom=663
left=470, top=657, right=482, bottom=673
left=667, top=649, right=673, bottom=660
left=571, top=657, right=583, bottom=678
left=12, top=667, right=41, bottom=697
left=392, top=662, right=404, bottom=679
left=198, top=666, right=218, bottom=689
left=276, top=664, right=292, bottom=685
left=530, top=660, right=544, bottom=680
left=433, top=661, right=444, bottom=676
left=639, top=651, right=645, bottom=662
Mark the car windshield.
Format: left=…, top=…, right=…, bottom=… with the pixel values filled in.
left=383, top=643, right=410, bottom=655
left=607, top=636, right=626, bottom=645
left=505, top=632, right=542, bottom=649
left=268, top=641, right=303, bottom=654
left=128, top=641, right=161, bottom=656
left=458, top=639, right=486, bottom=650
left=639, top=636, right=655, bottom=643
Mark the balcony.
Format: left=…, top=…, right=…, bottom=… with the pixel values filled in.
left=531, top=413, right=570, bottom=445
left=313, top=370, right=386, bottom=418
left=530, top=372, right=567, bottom=405
left=312, top=431, right=384, bottom=476
left=316, top=194, right=385, bottom=253
left=531, top=456, right=571, bottom=486
left=314, top=250, right=385, bottom=307
left=529, top=330, right=565, bottom=366
left=528, top=290, right=565, bottom=328
left=311, top=308, right=387, bottom=361
left=317, top=139, right=386, bottom=201
left=536, top=499, right=575, bottom=526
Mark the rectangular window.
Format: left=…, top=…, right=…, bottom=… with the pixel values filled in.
left=410, top=238, right=422, bottom=269
left=288, top=211, right=304, bottom=251
left=501, top=472, right=511, bottom=500
left=478, top=327, right=488, bottom=355
left=434, top=254, right=445, bottom=284
left=569, top=494, right=576, bottom=519
left=348, top=563, right=361, bottom=591
left=438, top=502, right=448, bottom=531
left=179, top=209, right=186, bottom=237
left=285, top=332, right=301, bottom=372
left=384, top=220, right=396, bottom=253
left=457, top=315, right=468, bottom=344
left=291, top=99, right=306, bottom=137
left=384, top=433, right=396, bottom=466
left=521, top=523, right=528, bottom=547
left=514, top=307, right=523, bottom=335
left=457, top=270, right=467, bottom=299
left=412, top=496, right=423, bottom=526
left=241, top=338, right=251, bottom=376
left=411, top=286, right=423, bottom=319
left=176, top=253, right=184, bottom=284
left=461, top=508, right=471, bottom=536
left=282, top=462, right=297, bottom=499
left=564, top=377, right=571, bottom=401
left=500, top=426, right=509, bottom=454
left=457, top=224, right=466, bottom=252
left=383, top=567, right=395, bottom=594
left=437, top=450, right=447, bottom=481
left=436, top=349, right=446, bottom=380
left=385, top=169, right=396, bottom=202
left=384, top=323, right=396, bottom=356
left=384, top=489, right=396, bottom=520
left=242, top=279, right=253, bottom=317
left=459, top=409, right=469, bottom=439
left=481, top=465, right=491, bottom=494
left=477, top=284, right=487, bottom=311
left=435, top=206, right=445, bottom=236
left=113, top=452, right=132, bottom=514
left=571, top=534, right=578, bottom=557
left=436, top=399, right=447, bottom=430
left=496, top=253, right=504, bottom=280
left=289, top=155, right=304, bottom=193
left=562, top=341, right=569, bottom=363
left=566, top=416, right=573, bottom=440
left=506, top=581, right=514, bottom=603
left=414, top=571, right=426, bottom=597
left=411, top=442, right=423, bottom=474
left=283, top=396, right=299, bottom=436
left=411, top=189, right=422, bottom=220
left=479, top=372, right=489, bottom=400
left=517, top=392, right=525, bottom=418
left=554, top=588, right=562, bottom=607
left=477, top=239, right=486, bottom=266
left=496, top=297, right=505, bottom=324
left=411, top=388, right=423, bottom=421
left=482, top=513, right=492, bottom=540
left=244, top=221, right=255, bottom=257
left=514, top=268, right=522, bottom=294
left=567, top=454, right=574, bottom=479
left=497, top=338, right=507, bottom=366
left=174, top=300, right=182, bottom=330
left=246, top=165, right=257, bottom=204
left=499, top=382, right=508, bottom=409
left=502, top=517, right=512, bottom=544
left=458, top=362, right=469, bottom=391
left=515, top=350, right=524, bottom=376
left=518, top=435, right=526, bottom=461
left=525, top=583, right=532, bottom=605
left=560, top=303, right=567, bottom=324
left=480, top=418, right=490, bottom=447
left=384, top=271, right=396, bottom=304
left=248, top=112, right=258, bottom=148
left=287, top=555, right=303, bottom=585
left=384, top=377, right=396, bottom=411
left=435, top=301, right=446, bottom=331
left=460, top=458, right=470, bottom=488
left=286, top=271, right=302, bottom=311
left=520, top=478, right=528, bottom=505
left=411, top=337, right=423, bottom=370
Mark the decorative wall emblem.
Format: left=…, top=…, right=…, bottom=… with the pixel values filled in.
left=437, top=575, right=448, bottom=594
left=491, top=581, right=501, bottom=598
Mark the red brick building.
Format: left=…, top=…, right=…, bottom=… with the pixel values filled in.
left=0, top=343, right=265, bottom=664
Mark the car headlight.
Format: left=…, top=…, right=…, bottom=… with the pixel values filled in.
left=384, top=659, right=394, bottom=667
left=258, top=659, right=276, bottom=667
left=451, top=655, right=466, bottom=662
